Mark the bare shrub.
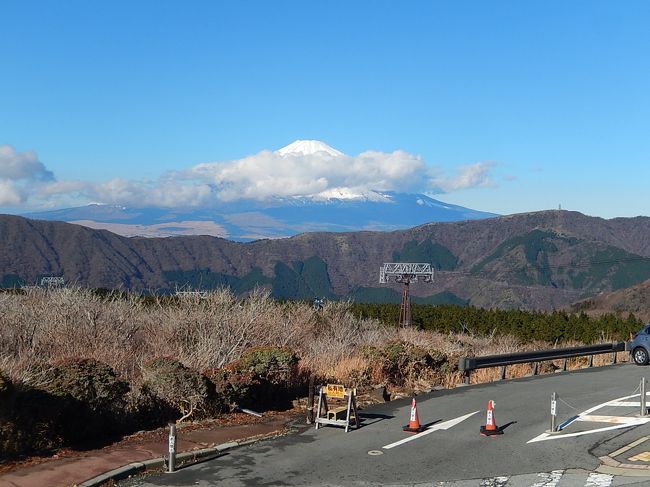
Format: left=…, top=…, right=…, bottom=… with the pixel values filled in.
left=142, top=357, right=209, bottom=422
left=298, top=301, right=393, bottom=378
left=206, top=346, right=301, bottom=411
left=0, top=287, right=613, bottom=401
left=141, top=289, right=312, bottom=373
left=3, top=286, right=627, bottom=458
left=0, top=370, right=10, bottom=396
left=204, top=367, right=256, bottom=412
left=0, top=287, right=147, bottom=384
left=24, top=358, right=129, bottom=414
left=315, top=354, right=370, bottom=388
left=0, top=383, right=67, bottom=457
left=236, top=347, right=299, bottom=385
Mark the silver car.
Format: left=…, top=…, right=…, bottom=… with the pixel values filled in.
left=629, top=323, right=650, bottom=365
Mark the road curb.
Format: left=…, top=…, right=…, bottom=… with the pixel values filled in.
left=597, top=464, right=650, bottom=476
left=78, top=462, right=146, bottom=487
left=597, top=435, right=650, bottom=475
left=76, top=430, right=288, bottom=487
left=598, top=456, right=650, bottom=472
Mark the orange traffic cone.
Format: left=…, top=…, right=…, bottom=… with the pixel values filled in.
left=480, top=400, right=503, bottom=436
left=403, top=396, right=425, bottom=433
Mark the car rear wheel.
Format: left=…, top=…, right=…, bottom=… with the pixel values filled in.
left=633, top=347, right=649, bottom=365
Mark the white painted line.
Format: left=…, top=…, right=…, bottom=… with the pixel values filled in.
left=528, top=432, right=550, bottom=443
left=604, top=401, right=641, bottom=407
left=577, top=414, right=642, bottom=424
left=382, top=410, right=479, bottom=450
left=530, top=469, right=564, bottom=487
left=584, top=472, right=613, bottom=487
left=529, top=390, right=650, bottom=443
left=528, top=420, right=647, bottom=443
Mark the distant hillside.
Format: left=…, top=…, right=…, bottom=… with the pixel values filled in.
left=24, top=191, right=496, bottom=241
left=3, top=210, right=650, bottom=310
left=570, top=279, right=650, bottom=322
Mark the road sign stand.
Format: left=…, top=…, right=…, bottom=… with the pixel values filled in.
left=314, top=384, right=359, bottom=432
left=545, top=391, right=578, bottom=435
left=546, top=392, right=561, bottom=434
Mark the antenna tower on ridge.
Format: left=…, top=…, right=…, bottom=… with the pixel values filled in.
left=379, top=263, right=434, bottom=327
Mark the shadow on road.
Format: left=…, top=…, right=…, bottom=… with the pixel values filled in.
left=420, top=419, right=442, bottom=429
left=497, top=421, right=517, bottom=433
left=358, top=412, right=395, bottom=425
left=174, top=452, right=229, bottom=471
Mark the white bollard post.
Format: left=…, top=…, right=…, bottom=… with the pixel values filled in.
left=641, top=378, right=647, bottom=417
left=168, top=423, right=177, bottom=473
left=550, top=392, right=558, bottom=432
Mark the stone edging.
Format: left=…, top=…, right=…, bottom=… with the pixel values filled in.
left=597, top=435, right=650, bottom=474
left=77, top=431, right=287, bottom=487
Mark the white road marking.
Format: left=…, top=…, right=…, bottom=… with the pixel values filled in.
left=382, top=410, right=479, bottom=450
left=528, top=390, right=650, bottom=443
left=530, top=469, right=564, bottom=487
left=584, top=472, right=613, bottom=487
left=604, top=401, right=642, bottom=407
left=577, top=414, right=640, bottom=424
left=424, top=471, right=620, bottom=486
left=528, top=420, right=647, bottom=443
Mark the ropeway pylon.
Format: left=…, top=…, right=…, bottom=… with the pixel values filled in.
left=379, top=263, right=434, bottom=327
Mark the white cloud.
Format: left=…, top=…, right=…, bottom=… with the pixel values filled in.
left=186, top=148, right=428, bottom=201
left=0, top=144, right=55, bottom=206
left=0, top=180, right=23, bottom=206
left=88, top=178, right=214, bottom=207
left=41, top=180, right=87, bottom=195
left=0, top=145, right=53, bottom=181
left=0, top=142, right=498, bottom=209
left=428, top=161, right=496, bottom=193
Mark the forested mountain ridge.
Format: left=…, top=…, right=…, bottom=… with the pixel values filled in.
left=3, top=210, right=650, bottom=311
left=570, top=278, right=650, bottom=322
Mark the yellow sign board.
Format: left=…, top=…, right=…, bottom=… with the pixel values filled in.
left=315, top=383, right=359, bottom=432
left=325, top=384, right=346, bottom=399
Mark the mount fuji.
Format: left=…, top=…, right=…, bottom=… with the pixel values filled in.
left=276, top=139, right=344, bottom=157
left=25, top=141, right=497, bottom=241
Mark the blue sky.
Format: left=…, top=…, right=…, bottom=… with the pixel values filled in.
left=1, top=0, right=649, bottom=217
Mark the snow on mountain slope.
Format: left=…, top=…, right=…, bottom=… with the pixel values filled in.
left=25, top=191, right=497, bottom=241
left=276, top=140, right=344, bottom=157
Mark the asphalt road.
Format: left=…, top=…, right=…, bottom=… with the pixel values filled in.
left=119, top=363, right=650, bottom=486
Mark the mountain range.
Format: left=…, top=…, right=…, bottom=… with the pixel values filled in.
left=24, top=192, right=495, bottom=241
left=24, top=140, right=496, bottom=241
left=3, top=210, right=650, bottom=313
left=571, top=279, right=650, bottom=322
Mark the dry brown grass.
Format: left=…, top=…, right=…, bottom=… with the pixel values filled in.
left=0, top=287, right=628, bottom=392
left=0, top=288, right=393, bottom=387
left=322, top=355, right=370, bottom=387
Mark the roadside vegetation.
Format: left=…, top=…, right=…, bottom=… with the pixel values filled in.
left=0, top=287, right=641, bottom=459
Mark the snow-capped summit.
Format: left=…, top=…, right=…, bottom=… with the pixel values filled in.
left=276, top=140, right=344, bottom=157
left=310, top=188, right=393, bottom=202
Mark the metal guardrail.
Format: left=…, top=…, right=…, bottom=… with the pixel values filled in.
left=458, top=341, right=627, bottom=383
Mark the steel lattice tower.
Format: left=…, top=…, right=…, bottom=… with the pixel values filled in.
left=379, top=263, right=434, bottom=327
